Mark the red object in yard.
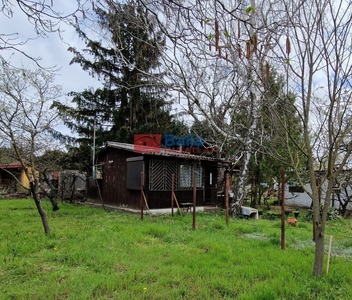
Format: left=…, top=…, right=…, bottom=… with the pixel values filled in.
left=287, top=217, right=298, bottom=227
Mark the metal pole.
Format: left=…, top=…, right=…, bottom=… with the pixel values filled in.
left=281, top=168, right=285, bottom=250
left=140, top=172, right=144, bottom=220
left=225, top=172, right=229, bottom=225
left=171, top=174, right=174, bottom=216
left=326, top=235, right=333, bottom=274
left=193, top=173, right=196, bottom=230
left=92, top=121, right=96, bottom=179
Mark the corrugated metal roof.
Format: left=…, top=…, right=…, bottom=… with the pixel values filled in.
left=104, top=141, right=225, bottom=162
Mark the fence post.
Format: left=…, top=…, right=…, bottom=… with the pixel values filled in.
left=171, top=174, right=175, bottom=216
left=281, top=168, right=285, bottom=250
left=140, top=172, right=144, bottom=220
left=225, top=172, right=229, bottom=225
left=193, top=173, right=197, bottom=230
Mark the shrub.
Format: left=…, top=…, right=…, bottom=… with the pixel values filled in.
left=304, top=205, right=340, bottom=221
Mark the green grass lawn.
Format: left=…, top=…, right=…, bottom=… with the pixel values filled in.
left=1, top=199, right=352, bottom=300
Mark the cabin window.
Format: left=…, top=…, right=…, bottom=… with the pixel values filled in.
left=179, top=164, right=202, bottom=189
left=149, top=159, right=203, bottom=191
left=179, top=164, right=192, bottom=188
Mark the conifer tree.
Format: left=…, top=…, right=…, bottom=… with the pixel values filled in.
left=54, top=0, right=176, bottom=158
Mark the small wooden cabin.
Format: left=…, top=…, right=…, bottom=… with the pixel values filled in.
left=88, top=141, right=224, bottom=209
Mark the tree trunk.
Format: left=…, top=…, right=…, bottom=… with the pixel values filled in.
left=230, top=0, right=260, bottom=216
left=313, top=226, right=325, bottom=276
left=32, top=187, right=51, bottom=235
left=231, top=150, right=251, bottom=216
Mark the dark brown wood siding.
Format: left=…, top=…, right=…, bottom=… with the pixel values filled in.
left=92, top=147, right=220, bottom=209
left=99, top=148, right=141, bottom=207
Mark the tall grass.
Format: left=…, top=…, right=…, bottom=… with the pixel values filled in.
left=1, top=199, right=352, bottom=299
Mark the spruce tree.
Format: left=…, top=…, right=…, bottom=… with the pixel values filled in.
left=54, top=0, right=177, bottom=160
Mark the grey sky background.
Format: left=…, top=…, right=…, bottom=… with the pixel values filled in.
left=0, top=2, right=188, bottom=138
left=0, top=2, right=101, bottom=136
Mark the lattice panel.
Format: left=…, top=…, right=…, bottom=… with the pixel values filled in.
left=165, top=161, right=178, bottom=191
left=149, top=160, right=165, bottom=191
left=149, top=159, right=202, bottom=191
left=149, top=160, right=179, bottom=191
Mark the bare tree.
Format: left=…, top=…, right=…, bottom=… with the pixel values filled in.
left=142, top=0, right=288, bottom=214
left=0, top=60, right=63, bottom=234
left=143, top=0, right=352, bottom=277
left=0, top=0, right=85, bottom=66
left=265, top=0, right=352, bottom=276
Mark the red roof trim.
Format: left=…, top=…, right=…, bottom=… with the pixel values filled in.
left=0, top=163, right=22, bottom=169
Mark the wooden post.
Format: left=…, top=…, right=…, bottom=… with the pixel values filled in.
left=281, top=168, right=285, bottom=250
left=173, top=191, right=183, bottom=217
left=225, top=172, right=229, bottom=225
left=326, top=235, right=333, bottom=274
left=193, top=173, right=197, bottom=230
left=140, top=172, right=144, bottom=220
left=142, top=191, right=151, bottom=217
left=171, top=174, right=175, bottom=216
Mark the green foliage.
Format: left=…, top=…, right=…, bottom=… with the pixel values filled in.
left=0, top=147, right=15, bottom=164
left=245, top=6, right=255, bottom=15
left=1, top=200, right=352, bottom=299
left=305, top=205, right=340, bottom=222
left=246, top=68, right=305, bottom=205
left=54, top=0, right=180, bottom=173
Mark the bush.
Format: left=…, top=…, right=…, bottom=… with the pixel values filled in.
left=304, top=205, right=340, bottom=221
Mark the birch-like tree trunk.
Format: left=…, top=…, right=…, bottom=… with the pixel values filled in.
left=143, top=0, right=271, bottom=215
left=144, top=0, right=352, bottom=277
left=231, top=0, right=262, bottom=216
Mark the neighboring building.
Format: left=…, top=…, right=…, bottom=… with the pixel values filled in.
left=87, top=141, right=225, bottom=209
left=59, top=170, right=86, bottom=200
left=0, top=162, right=30, bottom=193
left=0, top=162, right=86, bottom=200
left=285, top=184, right=312, bottom=208
left=285, top=181, right=352, bottom=211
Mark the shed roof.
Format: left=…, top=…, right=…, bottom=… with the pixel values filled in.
left=0, top=161, right=22, bottom=169
left=100, top=141, right=225, bottom=162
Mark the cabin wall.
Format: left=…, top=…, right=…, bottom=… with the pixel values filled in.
left=143, top=157, right=218, bottom=209
left=98, top=149, right=141, bottom=207
left=94, top=148, right=220, bottom=209
left=0, top=168, right=28, bottom=192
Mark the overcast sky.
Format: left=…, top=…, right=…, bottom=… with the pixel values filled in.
left=1, top=2, right=100, bottom=91
left=0, top=1, right=189, bottom=139
left=0, top=2, right=102, bottom=136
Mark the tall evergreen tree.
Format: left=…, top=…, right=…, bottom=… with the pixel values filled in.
left=54, top=0, right=177, bottom=166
